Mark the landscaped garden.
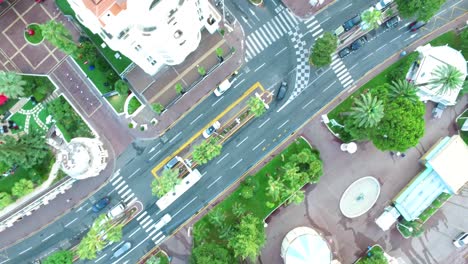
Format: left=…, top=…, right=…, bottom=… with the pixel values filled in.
left=190, top=137, right=323, bottom=263
left=24, top=23, right=44, bottom=45
left=355, top=245, right=388, bottom=264
left=397, top=192, right=451, bottom=238
left=127, top=96, right=142, bottom=115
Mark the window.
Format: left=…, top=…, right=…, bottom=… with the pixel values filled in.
left=174, top=30, right=183, bottom=39
left=179, top=40, right=186, bottom=46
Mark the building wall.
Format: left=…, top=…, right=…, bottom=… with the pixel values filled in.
left=69, top=0, right=219, bottom=75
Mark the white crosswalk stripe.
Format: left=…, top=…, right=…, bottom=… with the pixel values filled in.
left=136, top=211, right=147, bottom=221
left=330, top=59, right=341, bottom=67
left=148, top=229, right=162, bottom=241
left=142, top=219, right=154, bottom=229
left=312, top=28, right=323, bottom=37
left=123, top=193, right=135, bottom=203
left=262, top=25, right=276, bottom=42
left=154, top=235, right=166, bottom=244
left=336, top=69, right=349, bottom=79
left=247, top=36, right=261, bottom=55
left=278, top=12, right=293, bottom=30
left=334, top=64, right=346, bottom=73
left=254, top=31, right=267, bottom=49
left=117, top=184, right=129, bottom=194
left=274, top=16, right=288, bottom=34
left=280, top=11, right=296, bottom=29
left=306, top=20, right=318, bottom=29
left=305, top=15, right=315, bottom=23
left=343, top=79, right=354, bottom=88
left=111, top=176, right=123, bottom=186
left=266, top=22, right=280, bottom=40
left=140, top=215, right=151, bottom=226
left=341, top=75, right=353, bottom=83
left=121, top=189, right=132, bottom=198
left=258, top=27, right=272, bottom=45
left=332, top=61, right=344, bottom=70
left=114, top=181, right=125, bottom=190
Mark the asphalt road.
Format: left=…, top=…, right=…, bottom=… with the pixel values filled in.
left=1, top=0, right=466, bottom=263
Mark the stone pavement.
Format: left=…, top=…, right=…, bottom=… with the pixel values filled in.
left=282, top=0, right=336, bottom=19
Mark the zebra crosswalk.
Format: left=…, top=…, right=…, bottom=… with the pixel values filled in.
left=110, top=175, right=138, bottom=205
left=245, top=9, right=299, bottom=62
left=330, top=54, right=355, bottom=90
left=134, top=210, right=167, bottom=243
left=304, top=16, right=324, bottom=38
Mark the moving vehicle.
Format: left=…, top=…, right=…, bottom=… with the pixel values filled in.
left=107, top=202, right=125, bottom=219
left=214, top=71, right=238, bottom=96
left=164, top=156, right=181, bottom=170
left=276, top=82, right=288, bottom=100
left=203, top=121, right=221, bottom=138
left=338, top=47, right=351, bottom=58
left=343, top=15, right=361, bottom=31
left=453, top=232, right=468, bottom=248
left=375, top=0, right=393, bottom=11
left=408, top=21, right=426, bottom=32
left=154, top=214, right=172, bottom=231
left=112, top=242, right=132, bottom=259
left=351, top=36, right=368, bottom=51
left=92, top=197, right=110, bottom=212
left=385, top=16, right=400, bottom=29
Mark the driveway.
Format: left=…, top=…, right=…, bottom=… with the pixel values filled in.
left=260, top=96, right=468, bottom=264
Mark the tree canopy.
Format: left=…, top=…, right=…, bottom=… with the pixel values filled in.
left=40, top=20, right=77, bottom=55
left=11, top=179, right=34, bottom=197
left=361, top=9, right=382, bottom=30
left=192, top=138, right=222, bottom=165
left=349, top=93, right=385, bottom=128
left=0, top=192, right=13, bottom=209
left=151, top=168, right=181, bottom=197
left=0, top=132, right=49, bottom=169
left=191, top=243, right=234, bottom=264
left=43, top=250, right=73, bottom=264
left=395, top=0, right=446, bottom=22
left=227, top=214, right=266, bottom=262
left=47, top=96, right=93, bottom=139
left=309, top=32, right=338, bottom=67
left=0, top=71, right=26, bottom=99
left=247, top=97, right=266, bottom=117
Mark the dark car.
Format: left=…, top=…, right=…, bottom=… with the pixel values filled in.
left=408, top=21, right=426, bottom=32
left=276, top=82, right=288, bottom=100
left=338, top=47, right=351, bottom=58
left=343, top=15, right=361, bottom=31
left=385, top=16, right=400, bottom=29
left=92, top=197, right=110, bottom=212
left=351, top=36, right=367, bottom=51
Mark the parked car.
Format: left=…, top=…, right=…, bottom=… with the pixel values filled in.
left=92, top=197, right=110, bottom=212
left=164, top=156, right=181, bottom=170
left=453, top=232, right=468, bottom=248
left=385, top=16, right=400, bottom=29
left=106, top=202, right=125, bottom=219
left=432, top=103, right=447, bottom=119
left=112, top=242, right=132, bottom=259
left=343, top=15, right=361, bottom=31
left=375, top=0, right=393, bottom=11
left=351, top=36, right=368, bottom=51
left=338, top=47, right=351, bottom=58
left=408, top=21, right=426, bottom=31
left=214, top=71, right=238, bottom=96
left=154, top=214, right=172, bottom=231
left=276, top=82, right=288, bottom=100
left=203, top=121, right=221, bottom=138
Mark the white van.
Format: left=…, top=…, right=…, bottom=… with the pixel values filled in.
left=154, top=214, right=172, bottom=231
left=107, top=202, right=125, bottom=219
left=214, top=71, right=238, bottom=96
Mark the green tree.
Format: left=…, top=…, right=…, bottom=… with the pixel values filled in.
left=427, top=64, right=465, bottom=95
left=114, top=80, right=129, bottom=96
left=349, top=93, right=385, bottom=128
left=76, top=41, right=97, bottom=63
left=266, top=176, right=286, bottom=202
left=197, top=66, right=206, bottom=76
left=151, top=168, right=181, bottom=197
left=175, top=83, right=184, bottom=94
left=0, top=132, right=50, bottom=169
left=215, top=47, right=224, bottom=58
left=192, top=138, right=222, bottom=165
left=218, top=223, right=233, bottom=240
left=0, top=71, right=26, bottom=99
left=239, top=185, right=254, bottom=199
left=247, top=97, right=266, bottom=117
left=207, top=208, right=225, bottom=227
left=361, top=9, right=382, bottom=30
left=11, top=179, right=34, bottom=197
left=232, top=202, right=246, bottom=217
left=395, top=0, right=446, bottom=22
left=43, top=250, right=73, bottom=264
left=40, top=20, right=77, bottom=55
left=192, top=221, right=210, bottom=244
left=0, top=192, right=13, bottom=209
left=106, top=223, right=123, bottom=243
left=370, top=97, right=425, bottom=152
left=47, top=96, right=93, bottom=138
left=152, top=102, right=164, bottom=114
left=228, top=214, right=266, bottom=262
left=191, top=243, right=234, bottom=264
left=77, top=228, right=104, bottom=260
left=461, top=28, right=468, bottom=51
left=358, top=247, right=388, bottom=264
left=309, top=32, right=338, bottom=67
left=286, top=190, right=305, bottom=205
left=389, top=79, right=419, bottom=103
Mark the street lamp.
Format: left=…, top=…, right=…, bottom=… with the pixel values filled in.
left=398, top=222, right=413, bottom=232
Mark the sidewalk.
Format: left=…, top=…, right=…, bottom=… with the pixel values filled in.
left=281, top=0, right=335, bottom=19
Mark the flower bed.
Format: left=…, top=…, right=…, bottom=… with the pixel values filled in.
left=127, top=96, right=142, bottom=115
left=355, top=245, right=387, bottom=264
left=24, top=24, right=44, bottom=45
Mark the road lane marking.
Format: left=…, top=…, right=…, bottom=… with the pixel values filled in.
left=302, top=98, right=316, bottom=109
left=64, top=218, right=78, bottom=228
left=76, top=203, right=88, bottom=212
left=349, top=63, right=359, bottom=71
left=278, top=120, right=289, bottom=130
left=258, top=117, right=271, bottom=128
left=254, top=63, right=266, bottom=72
left=275, top=47, right=287, bottom=56
left=173, top=196, right=198, bottom=218
left=112, top=229, right=158, bottom=264
left=117, top=185, right=129, bottom=194
left=230, top=159, right=243, bottom=169
left=252, top=139, right=266, bottom=151
left=233, top=78, right=245, bottom=89
left=169, top=132, right=182, bottom=143
left=94, top=253, right=107, bottom=263
left=211, top=96, right=224, bottom=107
left=111, top=241, right=125, bottom=251
left=142, top=218, right=154, bottom=229
left=391, top=34, right=403, bottom=42
left=129, top=227, right=141, bottom=238
left=190, top=114, right=204, bottom=125
left=216, top=153, right=230, bottom=164
left=323, top=80, right=337, bottom=93
left=207, top=176, right=222, bottom=189
left=140, top=215, right=151, bottom=226
left=236, top=136, right=249, bottom=147
left=149, top=150, right=162, bottom=161
left=342, top=3, right=352, bottom=11
left=86, top=207, right=93, bottom=212
left=41, top=233, right=55, bottom=242
left=202, top=171, right=207, bottom=176
left=0, top=259, right=9, bottom=264
left=115, top=180, right=125, bottom=190
left=128, top=168, right=141, bottom=179
left=121, top=189, right=132, bottom=198
left=362, top=52, right=374, bottom=61
left=123, top=193, right=135, bottom=203
left=18, top=247, right=32, bottom=255
left=375, top=43, right=387, bottom=53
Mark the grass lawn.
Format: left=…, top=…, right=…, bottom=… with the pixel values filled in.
left=56, top=0, right=132, bottom=74
left=195, top=138, right=314, bottom=244
left=429, top=31, right=466, bottom=58
left=9, top=113, right=26, bottom=133
left=355, top=245, right=386, bottom=264
left=24, top=24, right=44, bottom=45
left=107, top=94, right=127, bottom=113
left=21, top=100, right=35, bottom=111
left=127, top=96, right=142, bottom=115
left=0, top=99, right=18, bottom=115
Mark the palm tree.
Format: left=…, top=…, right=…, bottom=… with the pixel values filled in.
left=287, top=190, right=305, bottom=205
left=218, top=223, right=233, bottom=240
left=389, top=79, right=419, bottom=103
left=77, top=228, right=105, bottom=260
left=248, top=97, right=266, bottom=117
left=40, top=20, right=77, bottom=55
left=208, top=208, right=225, bottom=227
left=232, top=202, right=246, bottom=217
left=0, top=71, right=26, bottom=99
left=349, top=93, right=385, bottom=128
left=427, top=64, right=465, bottom=95
left=266, top=177, right=286, bottom=202
left=361, top=9, right=382, bottom=30
left=114, top=80, right=129, bottom=96
left=106, top=224, right=123, bottom=243
left=151, top=168, right=181, bottom=197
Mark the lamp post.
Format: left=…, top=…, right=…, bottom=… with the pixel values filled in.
left=398, top=222, right=413, bottom=232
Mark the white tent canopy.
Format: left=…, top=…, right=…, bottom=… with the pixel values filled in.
left=281, top=227, right=331, bottom=264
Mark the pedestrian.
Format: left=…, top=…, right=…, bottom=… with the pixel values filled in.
left=396, top=152, right=401, bottom=157
left=66, top=198, right=71, bottom=203
left=401, top=153, right=406, bottom=158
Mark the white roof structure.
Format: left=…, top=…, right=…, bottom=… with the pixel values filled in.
left=412, top=44, right=467, bottom=106
left=60, top=137, right=108, bottom=180
left=281, top=227, right=332, bottom=264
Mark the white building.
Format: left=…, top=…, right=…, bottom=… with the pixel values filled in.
left=68, top=0, right=221, bottom=75
left=410, top=44, right=467, bottom=106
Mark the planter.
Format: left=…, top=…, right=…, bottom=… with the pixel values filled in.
left=249, top=0, right=264, bottom=6
left=24, top=23, right=44, bottom=45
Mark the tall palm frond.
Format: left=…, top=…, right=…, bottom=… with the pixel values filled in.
left=349, top=93, right=385, bottom=128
